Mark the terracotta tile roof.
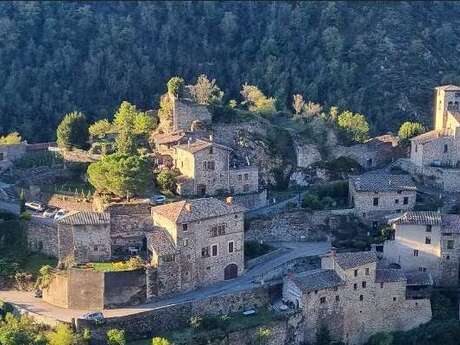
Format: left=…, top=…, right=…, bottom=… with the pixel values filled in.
left=375, top=269, right=406, bottom=283
left=350, top=173, right=416, bottom=192
left=410, top=129, right=445, bottom=144
left=441, top=214, right=460, bottom=234
left=390, top=211, right=442, bottom=226
left=152, top=197, right=246, bottom=223
left=335, top=251, right=377, bottom=270
left=57, top=211, right=110, bottom=225
left=152, top=131, right=185, bottom=145
left=290, top=269, right=345, bottom=292
left=435, top=84, right=460, bottom=91
left=175, top=139, right=232, bottom=154
left=147, top=228, right=176, bottom=255
left=405, top=271, right=433, bottom=286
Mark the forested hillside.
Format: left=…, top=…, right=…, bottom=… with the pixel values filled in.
left=1, top=1, right=460, bottom=141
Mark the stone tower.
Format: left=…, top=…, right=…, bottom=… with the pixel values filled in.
left=434, top=85, right=460, bottom=131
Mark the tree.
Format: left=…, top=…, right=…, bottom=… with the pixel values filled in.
left=106, top=329, right=126, bottom=345
left=0, top=132, right=21, bottom=145
left=398, top=121, right=425, bottom=141
left=292, top=94, right=305, bottom=115
left=156, top=170, right=176, bottom=193
left=189, top=74, right=223, bottom=105
left=46, top=324, right=76, bottom=345
left=115, top=129, right=137, bottom=155
left=0, top=313, right=45, bottom=345
left=240, top=84, right=276, bottom=115
left=337, top=111, right=370, bottom=143
left=152, top=337, right=171, bottom=345
left=366, top=332, right=393, bottom=345
left=56, top=112, right=89, bottom=149
left=253, top=327, right=272, bottom=345
left=167, top=77, right=185, bottom=98
left=89, top=119, right=113, bottom=138
left=87, top=153, right=151, bottom=197
left=304, top=101, right=323, bottom=117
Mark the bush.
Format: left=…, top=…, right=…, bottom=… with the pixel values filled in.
left=156, top=170, right=177, bottom=193
left=301, top=193, right=322, bottom=210
left=56, top=111, right=89, bottom=149
left=152, top=338, right=170, bottom=345
left=244, top=241, right=273, bottom=260
left=107, top=329, right=126, bottom=345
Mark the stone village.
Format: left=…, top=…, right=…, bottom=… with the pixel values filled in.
left=4, top=85, right=460, bottom=345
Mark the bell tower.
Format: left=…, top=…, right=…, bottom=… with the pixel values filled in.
left=434, top=85, right=460, bottom=131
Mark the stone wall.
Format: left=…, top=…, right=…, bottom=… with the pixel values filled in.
left=0, top=143, right=26, bottom=162
left=172, top=98, right=212, bottom=132
left=27, top=217, right=58, bottom=257
left=43, top=268, right=147, bottom=310
left=230, top=189, right=267, bottom=210
left=331, top=141, right=395, bottom=170
left=72, top=223, right=111, bottom=264
left=76, top=285, right=273, bottom=343
left=294, top=142, right=322, bottom=168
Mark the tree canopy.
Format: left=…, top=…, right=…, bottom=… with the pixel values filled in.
left=87, top=153, right=151, bottom=197
left=56, top=112, right=89, bottom=149
left=337, top=110, right=370, bottom=143
left=398, top=121, right=425, bottom=141
left=0, top=132, right=21, bottom=145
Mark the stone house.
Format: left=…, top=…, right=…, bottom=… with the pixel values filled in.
left=349, top=173, right=416, bottom=223
left=407, top=85, right=460, bottom=191
left=57, top=211, right=111, bottom=265
left=0, top=142, right=26, bottom=173
left=382, top=211, right=460, bottom=287
left=174, top=138, right=259, bottom=197
left=151, top=131, right=187, bottom=168
left=283, top=251, right=431, bottom=345
left=149, top=197, right=245, bottom=297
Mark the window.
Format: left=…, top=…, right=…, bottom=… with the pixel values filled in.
left=403, top=197, right=409, bottom=205
left=394, top=199, right=399, bottom=204
left=211, top=244, right=218, bottom=257
left=183, top=224, right=188, bottom=232
left=373, top=197, right=379, bottom=206
left=447, top=240, right=455, bottom=249
left=353, top=283, right=357, bottom=290
left=415, top=145, right=418, bottom=153
left=93, top=245, right=98, bottom=251
left=335, top=295, right=340, bottom=302
left=393, top=297, right=397, bottom=302
left=397, top=190, right=402, bottom=194
left=243, top=184, right=250, bottom=192
left=380, top=282, right=384, bottom=288
left=425, top=237, right=431, bottom=245
left=444, top=144, right=448, bottom=153
left=447, top=255, right=450, bottom=260
left=320, top=297, right=326, bottom=304
left=365, top=268, right=369, bottom=276
left=210, top=224, right=226, bottom=237
left=419, top=267, right=427, bottom=272
left=426, top=225, right=432, bottom=232
left=209, top=147, right=213, bottom=154
left=362, top=281, right=367, bottom=288
left=414, top=250, right=419, bottom=256
left=162, top=254, right=175, bottom=263
left=354, top=269, right=358, bottom=277
left=244, top=173, right=249, bottom=181
left=201, top=247, right=210, bottom=258
left=183, top=238, right=188, bottom=247
left=238, top=174, right=242, bottom=181
left=0, top=152, right=3, bottom=161
left=228, top=241, right=234, bottom=253
left=359, top=295, right=364, bottom=301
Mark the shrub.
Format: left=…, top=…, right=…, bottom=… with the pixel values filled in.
left=244, top=241, right=273, bottom=260
left=301, top=193, right=322, bottom=210
left=152, top=338, right=170, bottom=345
left=56, top=111, right=89, bottom=149
left=107, top=329, right=126, bottom=345
left=167, top=77, right=185, bottom=97
left=156, top=170, right=177, bottom=193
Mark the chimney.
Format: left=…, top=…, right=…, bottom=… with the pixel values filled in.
left=226, top=196, right=233, bottom=205
left=185, top=203, right=192, bottom=212
left=209, top=134, right=213, bottom=142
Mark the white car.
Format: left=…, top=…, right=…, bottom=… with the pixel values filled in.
left=25, top=201, right=46, bottom=212
left=80, top=312, right=104, bottom=323
left=43, top=208, right=58, bottom=218
left=150, top=194, right=166, bottom=205
left=53, top=209, right=67, bottom=221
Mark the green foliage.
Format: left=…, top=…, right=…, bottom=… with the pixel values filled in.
left=156, top=170, right=177, bottom=193
left=398, top=121, right=425, bottom=141
left=189, top=74, right=223, bottom=105
left=0, top=313, right=46, bottom=345
left=301, top=193, right=322, bottom=210
left=0, top=132, right=21, bottom=145
left=107, top=329, right=126, bottom=345
left=431, top=290, right=457, bottom=320
left=89, top=119, right=113, bottom=138
left=87, top=153, right=151, bottom=197
left=253, top=327, right=272, bottom=345
left=240, top=84, right=276, bottom=115
left=337, top=111, right=369, bottom=143
left=244, top=241, right=273, bottom=260
left=152, top=338, right=170, bottom=345
left=35, top=265, right=54, bottom=289
left=47, top=324, right=77, bottom=345
left=366, top=332, right=393, bottom=345
left=56, top=112, right=89, bottom=149
left=167, top=77, right=185, bottom=97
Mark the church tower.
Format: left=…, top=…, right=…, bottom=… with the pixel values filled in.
left=434, top=85, right=460, bottom=131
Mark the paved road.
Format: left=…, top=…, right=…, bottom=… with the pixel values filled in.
left=0, top=241, right=330, bottom=322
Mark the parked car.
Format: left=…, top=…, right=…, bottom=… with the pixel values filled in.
left=25, top=201, right=46, bottom=212
left=150, top=194, right=166, bottom=205
left=43, top=208, right=58, bottom=218
left=80, top=312, right=104, bottom=323
left=53, top=209, right=67, bottom=221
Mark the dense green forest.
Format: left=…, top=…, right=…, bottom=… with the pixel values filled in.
left=1, top=1, right=460, bottom=142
